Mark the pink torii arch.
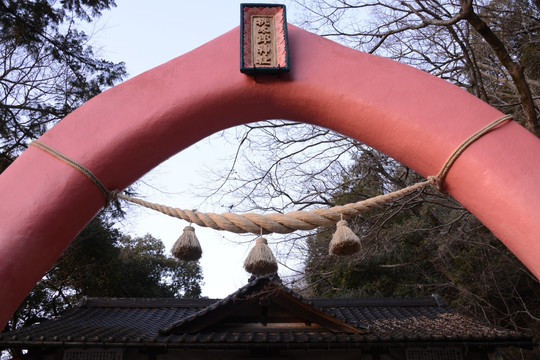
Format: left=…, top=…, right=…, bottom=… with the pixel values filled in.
left=1, top=25, right=539, bottom=328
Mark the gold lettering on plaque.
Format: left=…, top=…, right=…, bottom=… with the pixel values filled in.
left=252, top=15, right=276, bottom=67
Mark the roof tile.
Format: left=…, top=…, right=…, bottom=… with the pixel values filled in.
left=0, top=276, right=532, bottom=349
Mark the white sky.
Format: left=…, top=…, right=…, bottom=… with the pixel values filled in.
left=91, top=0, right=301, bottom=298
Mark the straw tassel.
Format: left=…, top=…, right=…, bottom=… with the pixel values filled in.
left=244, top=237, right=278, bottom=275
left=329, top=220, right=361, bottom=256
left=171, top=226, right=202, bottom=261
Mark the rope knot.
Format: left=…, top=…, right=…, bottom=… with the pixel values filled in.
left=426, top=175, right=442, bottom=192
left=108, top=190, right=120, bottom=202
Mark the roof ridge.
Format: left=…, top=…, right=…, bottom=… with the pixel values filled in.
left=160, top=275, right=371, bottom=335
left=76, top=291, right=447, bottom=309
left=311, top=295, right=447, bottom=308
left=159, top=275, right=284, bottom=334
left=79, top=297, right=218, bottom=308
left=0, top=289, right=532, bottom=349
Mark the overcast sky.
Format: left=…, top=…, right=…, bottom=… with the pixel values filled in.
left=91, top=0, right=301, bottom=298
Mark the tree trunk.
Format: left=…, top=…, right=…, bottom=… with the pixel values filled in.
left=460, top=0, right=540, bottom=137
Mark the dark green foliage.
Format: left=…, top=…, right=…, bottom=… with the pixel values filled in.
left=6, top=214, right=203, bottom=334
left=303, top=149, right=540, bottom=346
left=287, top=2, right=540, bottom=355
left=469, top=0, right=540, bottom=127
left=480, top=0, right=539, bottom=78
left=0, top=0, right=203, bottom=347
left=0, top=0, right=126, bottom=170
left=116, top=234, right=203, bottom=298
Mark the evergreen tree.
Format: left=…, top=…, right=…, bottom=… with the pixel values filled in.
left=200, top=3, right=540, bottom=348
left=302, top=149, right=540, bottom=350
left=0, top=0, right=126, bottom=171
left=5, top=214, right=203, bottom=334
left=0, top=3, right=204, bottom=344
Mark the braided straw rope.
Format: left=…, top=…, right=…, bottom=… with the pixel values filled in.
left=114, top=179, right=433, bottom=234
left=29, top=114, right=512, bottom=235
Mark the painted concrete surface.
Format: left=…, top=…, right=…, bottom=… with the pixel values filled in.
left=1, top=25, right=539, bottom=327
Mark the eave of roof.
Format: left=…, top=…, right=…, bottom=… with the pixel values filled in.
left=0, top=276, right=533, bottom=350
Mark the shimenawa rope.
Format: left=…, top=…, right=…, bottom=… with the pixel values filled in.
left=29, top=114, right=512, bottom=236
left=431, top=114, right=512, bottom=190
left=113, top=179, right=432, bottom=234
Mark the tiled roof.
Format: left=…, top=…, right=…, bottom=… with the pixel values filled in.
left=160, top=274, right=369, bottom=335
left=0, top=276, right=532, bottom=350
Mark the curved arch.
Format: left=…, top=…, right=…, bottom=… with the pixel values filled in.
left=1, top=26, right=539, bottom=327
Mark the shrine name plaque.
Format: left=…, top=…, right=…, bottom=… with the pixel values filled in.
left=240, top=4, right=290, bottom=75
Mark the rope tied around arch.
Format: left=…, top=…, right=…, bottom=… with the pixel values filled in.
left=29, top=114, right=512, bottom=235
left=29, top=114, right=513, bottom=272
